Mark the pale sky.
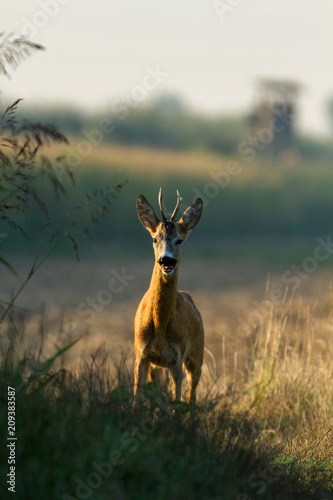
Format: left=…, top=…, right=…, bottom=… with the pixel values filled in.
left=2, top=0, right=333, bottom=136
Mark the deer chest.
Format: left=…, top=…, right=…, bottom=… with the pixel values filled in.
left=146, top=338, right=180, bottom=368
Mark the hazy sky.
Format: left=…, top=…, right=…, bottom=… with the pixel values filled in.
left=2, top=1, right=333, bottom=136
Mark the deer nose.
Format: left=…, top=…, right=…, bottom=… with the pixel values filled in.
left=158, top=256, right=177, bottom=267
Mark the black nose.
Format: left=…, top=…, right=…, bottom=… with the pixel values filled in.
left=159, top=256, right=177, bottom=266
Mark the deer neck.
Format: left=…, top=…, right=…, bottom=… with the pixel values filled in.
left=147, top=261, right=179, bottom=332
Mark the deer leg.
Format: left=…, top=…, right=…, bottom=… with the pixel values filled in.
left=185, top=359, right=201, bottom=404
left=133, top=356, right=149, bottom=408
left=170, top=363, right=182, bottom=402
left=148, top=365, right=162, bottom=386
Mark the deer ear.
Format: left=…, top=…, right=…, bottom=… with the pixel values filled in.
left=137, top=195, right=160, bottom=232
left=178, top=198, right=203, bottom=233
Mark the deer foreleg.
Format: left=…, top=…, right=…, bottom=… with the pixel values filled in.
left=170, top=363, right=182, bottom=402
left=185, top=359, right=201, bottom=404
left=133, top=356, right=149, bottom=408
left=148, top=365, right=162, bottom=385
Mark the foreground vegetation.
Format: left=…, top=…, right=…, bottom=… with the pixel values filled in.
left=0, top=289, right=332, bottom=499
left=1, top=30, right=332, bottom=500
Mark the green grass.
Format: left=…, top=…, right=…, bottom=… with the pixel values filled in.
left=0, top=372, right=327, bottom=500
left=4, top=146, right=333, bottom=267
left=1, top=144, right=333, bottom=498
left=0, top=329, right=332, bottom=500
left=276, top=455, right=333, bottom=496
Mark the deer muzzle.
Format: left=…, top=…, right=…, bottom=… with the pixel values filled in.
left=158, top=255, right=178, bottom=274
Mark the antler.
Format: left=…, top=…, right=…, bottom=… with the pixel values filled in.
left=158, top=187, right=167, bottom=221
left=171, top=189, right=182, bottom=221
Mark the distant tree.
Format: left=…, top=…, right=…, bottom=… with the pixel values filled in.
left=152, top=93, right=187, bottom=113
left=327, top=96, right=333, bottom=133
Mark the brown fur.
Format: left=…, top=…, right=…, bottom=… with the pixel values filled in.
left=133, top=191, right=204, bottom=406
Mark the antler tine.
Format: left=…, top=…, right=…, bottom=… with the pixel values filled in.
left=171, top=189, right=182, bottom=221
left=158, top=187, right=167, bottom=221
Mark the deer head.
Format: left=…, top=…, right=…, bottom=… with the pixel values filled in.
left=136, top=188, right=203, bottom=276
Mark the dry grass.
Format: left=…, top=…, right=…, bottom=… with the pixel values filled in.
left=1, top=253, right=332, bottom=499
left=1, top=277, right=333, bottom=498
left=46, top=139, right=228, bottom=178
left=3, top=259, right=332, bottom=465
left=237, top=291, right=333, bottom=458
left=47, top=137, right=333, bottom=182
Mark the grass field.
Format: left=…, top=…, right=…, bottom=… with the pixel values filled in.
left=0, top=253, right=332, bottom=499
left=1, top=143, right=333, bottom=499
left=5, top=141, right=333, bottom=263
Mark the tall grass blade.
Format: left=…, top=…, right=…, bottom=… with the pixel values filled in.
left=38, top=337, right=82, bottom=374
left=0, top=256, right=20, bottom=279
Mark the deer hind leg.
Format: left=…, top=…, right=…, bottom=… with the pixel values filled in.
left=133, top=356, right=149, bottom=408
left=185, top=358, right=201, bottom=404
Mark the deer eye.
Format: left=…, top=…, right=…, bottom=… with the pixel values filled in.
left=153, top=238, right=157, bottom=243
left=176, top=239, right=183, bottom=245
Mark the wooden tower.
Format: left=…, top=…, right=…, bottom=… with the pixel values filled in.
left=252, top=78, right=301, bottom=158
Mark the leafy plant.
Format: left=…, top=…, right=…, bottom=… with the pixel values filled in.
left=0, top=32, right=44, bottom=78
left=0, top=33, right=125, bottom=324
left=13, top=337, right=81, bottom=393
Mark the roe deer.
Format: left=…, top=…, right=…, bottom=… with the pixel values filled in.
left=133, top=188, right=204, bottom=407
